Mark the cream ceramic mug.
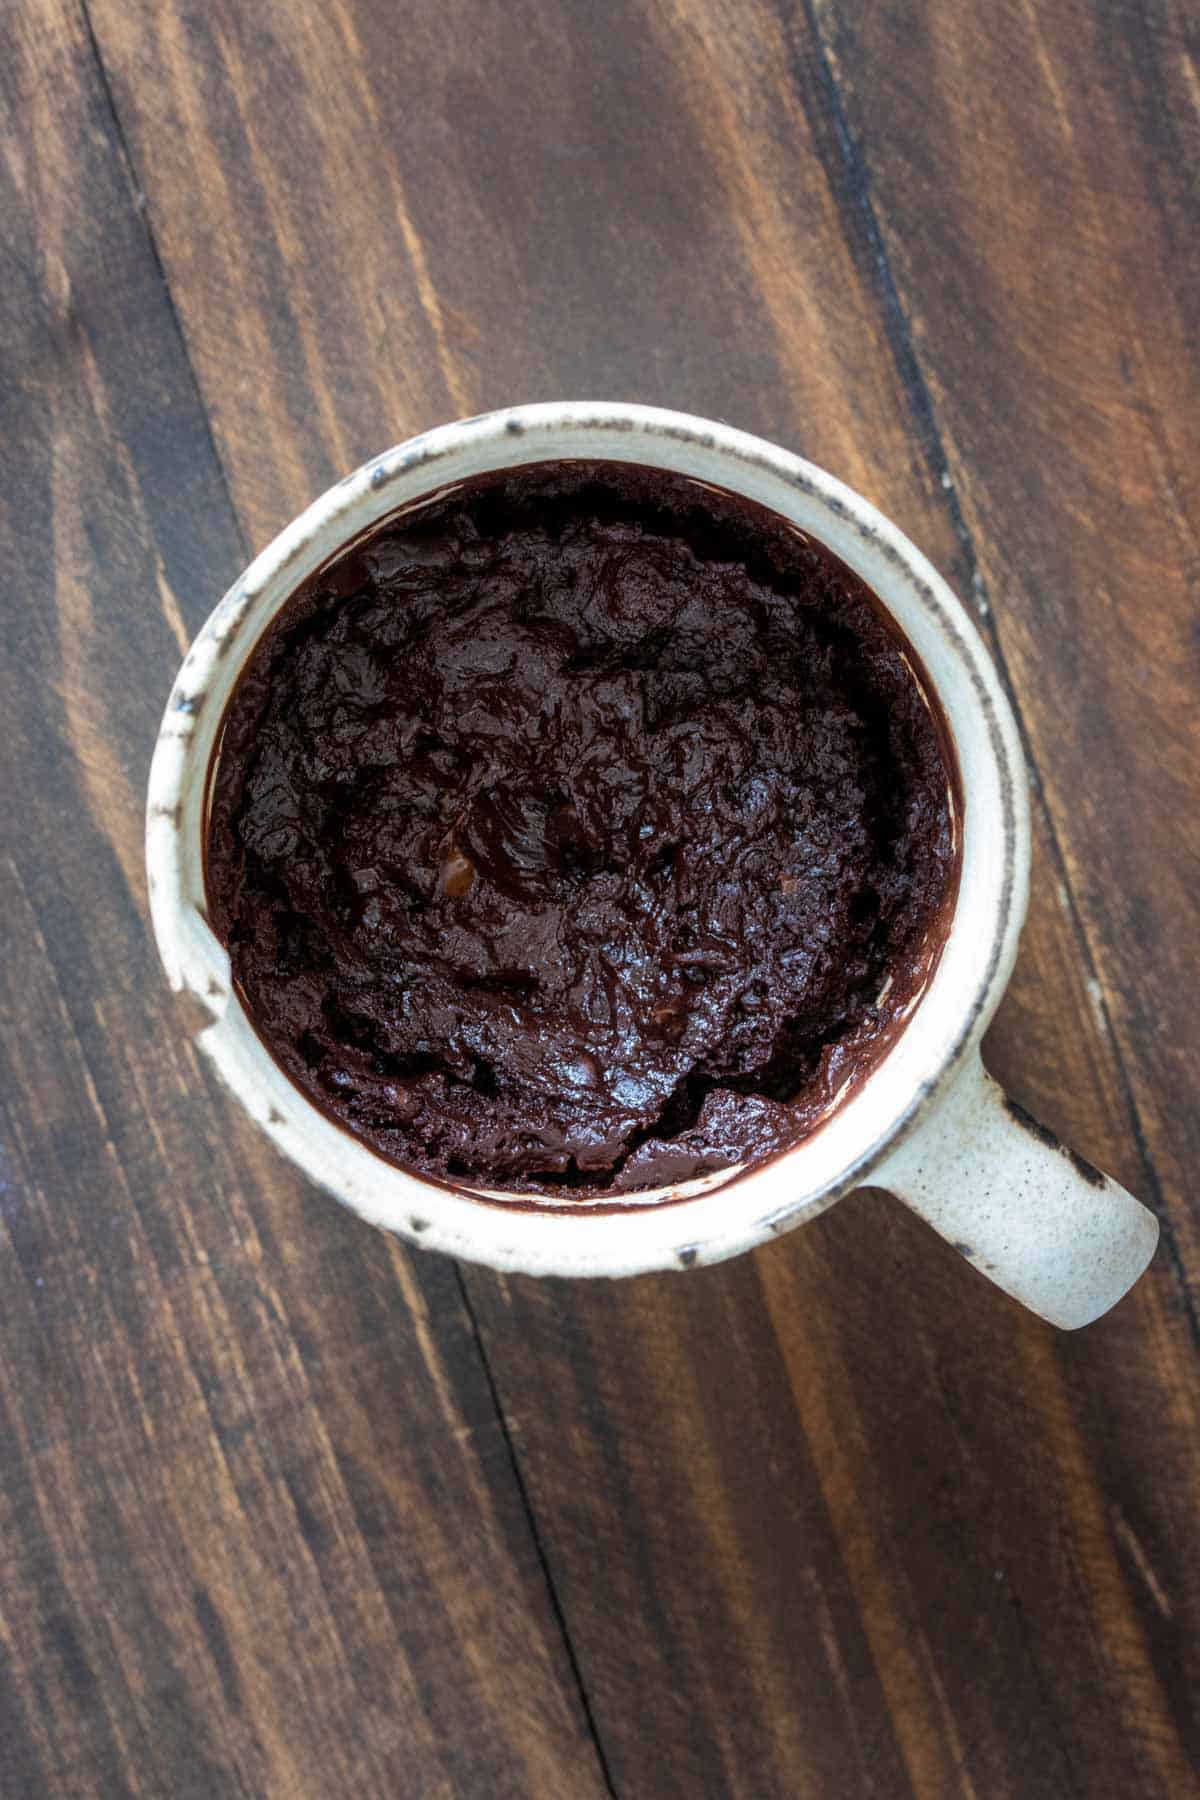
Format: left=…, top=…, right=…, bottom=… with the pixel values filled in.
left=147, top=403, right=1158, bottom=1328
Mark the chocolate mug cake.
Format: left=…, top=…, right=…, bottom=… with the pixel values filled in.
left=206, top=461, right=957, bottom=1199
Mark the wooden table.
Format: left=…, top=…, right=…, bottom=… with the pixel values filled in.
left=3, top=1, right=1197, bottom=1793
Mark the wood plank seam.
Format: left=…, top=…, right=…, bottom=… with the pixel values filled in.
left=70, top=9, right=628, bottom=1783
left=75, top=0, right=253, bottom=573
left=56, top=9, right=621, bottom=1787
left=451, top=1268, right=621, bottom=1799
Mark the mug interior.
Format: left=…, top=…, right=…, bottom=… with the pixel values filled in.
left=147, top=404, right=1028, bottom=1275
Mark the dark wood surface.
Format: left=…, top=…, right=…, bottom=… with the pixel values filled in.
left=2, top=0, right=1197, bottom=1792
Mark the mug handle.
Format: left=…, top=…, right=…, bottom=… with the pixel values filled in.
left=872, top=1053, right=1158, bottom=1329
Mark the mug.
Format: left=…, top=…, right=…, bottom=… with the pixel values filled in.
left=146, top=403, right=1158, bottom=1329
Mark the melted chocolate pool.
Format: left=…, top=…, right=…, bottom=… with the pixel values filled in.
left=206, top=462, right=957, bottom=1198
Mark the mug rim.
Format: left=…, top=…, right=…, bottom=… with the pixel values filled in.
left=146, top=402, right=1030, bottom=1275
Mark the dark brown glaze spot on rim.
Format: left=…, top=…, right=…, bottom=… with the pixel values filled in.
left=402, top=433, right=437, bottom=468
left=371, top=444, right=438, bottom=488
left=214, top=614, right=247, bottom=658
left=173, top=691, right=203, bottom=717
left=676, top=1246, right=699, bottom=1267
left=505, top=416, right=524, bottom=434
left=409, top=1216, right=430, bottom=1233
left=153, top=803, right=183, bottom=827
left=206, top=976, right=224, bottom=999
left=952, top=1239, right=976, bottom=1258
left=267, top=1106, right=286, bottom=1125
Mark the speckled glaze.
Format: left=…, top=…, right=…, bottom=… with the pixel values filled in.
left=878, top=1064, right=1158, bottom=1329
left=146, top=403, right=1157, bottom=1327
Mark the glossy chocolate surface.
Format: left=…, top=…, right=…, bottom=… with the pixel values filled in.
left=206, top=463, right=956, bottom=1196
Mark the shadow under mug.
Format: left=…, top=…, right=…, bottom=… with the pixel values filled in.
left=146, top=403, right=1158, bottom=1329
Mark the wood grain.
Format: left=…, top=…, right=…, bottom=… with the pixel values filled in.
left=808, top=0, right=1200, bottom=1286
left=2, top=0, right=1197, bottom=1791
left=0, top=5, right=610, bottom=1795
